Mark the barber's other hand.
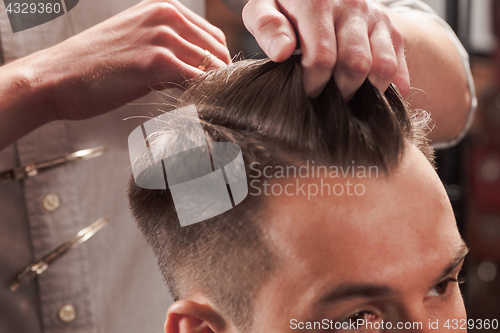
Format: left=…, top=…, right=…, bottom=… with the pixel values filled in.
left=242, top=0, right=410, bottom=99
left=25, top=0, right=230, bottom=121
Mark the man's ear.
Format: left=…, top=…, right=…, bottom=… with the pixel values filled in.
left=165, top=300, right=229, bottom=333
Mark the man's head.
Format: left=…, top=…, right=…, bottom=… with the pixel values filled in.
left=128, top=56, right=467, bottom=332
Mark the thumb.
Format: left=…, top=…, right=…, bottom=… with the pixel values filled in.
left=242, top=0, right=296, bottom=62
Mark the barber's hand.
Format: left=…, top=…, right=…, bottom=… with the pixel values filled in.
left=25, top=0, right=230, bottom=121
left=242, top=0, right=410, bottom=99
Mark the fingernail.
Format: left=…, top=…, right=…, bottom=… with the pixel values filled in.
left=268, top=34, right=291, bottom=60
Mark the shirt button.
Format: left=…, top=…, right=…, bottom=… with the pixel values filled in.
left=42, top=194, right=60, bottom=212
left=58, top=304, right=76, bottom=323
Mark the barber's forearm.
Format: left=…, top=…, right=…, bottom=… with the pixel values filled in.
left=0, top=56, right=56, bottom=151
left=388, top=9, right=471, bottom=143
left=0, top=0, right=232, bottom=152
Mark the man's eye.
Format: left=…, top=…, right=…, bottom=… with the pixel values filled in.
left=427, top=277, right=463, bottom=297
left=344, top=311, right=377, bottom=323
left=336, top=311, right=378, bottom=332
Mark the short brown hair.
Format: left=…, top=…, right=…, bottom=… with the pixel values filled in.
left=128, top=55, right=433, bottom=332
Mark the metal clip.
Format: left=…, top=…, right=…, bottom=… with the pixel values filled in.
left=0, top=146, right=108, bottom=183
left=9, top=216, right=110, bottom=292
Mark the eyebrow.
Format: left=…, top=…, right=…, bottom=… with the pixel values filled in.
left=317, top=284, right=395, bottom=305
left=315, top=240, right=469, bottom=306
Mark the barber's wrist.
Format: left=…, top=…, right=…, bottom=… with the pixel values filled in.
left=23, top=66, right=58, bottom=126
left=0, top=58, right=57, bottom=149
left=9, top=53, right=59, bottom=125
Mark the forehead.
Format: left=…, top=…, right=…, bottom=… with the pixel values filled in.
left=258, top=145, right=462, bottom=313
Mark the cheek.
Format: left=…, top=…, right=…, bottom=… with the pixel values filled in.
left=431, top=285, right=467, bottom=330
left=452, top=288, right=468, bottom=327
left=449, top=286, right=467, bottom=321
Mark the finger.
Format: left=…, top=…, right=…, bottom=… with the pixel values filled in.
left=166, top=0, right=229, bottom=47
left=151, top=2, right=231, bottom=64
left=242, top=0, right=296, bottom=62
left=172, top=36, right=228, bottom=70
left=391, top=29, right=410, bottom=96
left=294, top=3, right=337, bottom=98
left=367, top=25, right=399, bottom=95
left=148, top=48, right=204, bottom=89
left=333, top=16, right=372, bottom=100
left=151, top=27, right=227, bottom=69
left=169, top=9, right=231, bottom=64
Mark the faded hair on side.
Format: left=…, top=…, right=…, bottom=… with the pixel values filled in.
left=128, top=55, right=433, bottom=332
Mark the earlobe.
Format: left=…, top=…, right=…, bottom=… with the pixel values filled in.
left=165, top=300, right=227, bottom=333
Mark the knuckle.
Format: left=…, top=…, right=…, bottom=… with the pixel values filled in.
left=304, top=41, right=337, bottom=69
left=342, top=51, right=372, bottom=76
left=148, top=48, right=172, bottom=71
left=372, top=4, right=386, bottom=16
left=373, top=57, right=398, bottom=80
left=155, top=2, right=182, bottom=21
left=150, top=26, right=177, bottom=44
left=349, top=0, right=369, bottom=11
left=252, top=13, right=284, bottom=37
